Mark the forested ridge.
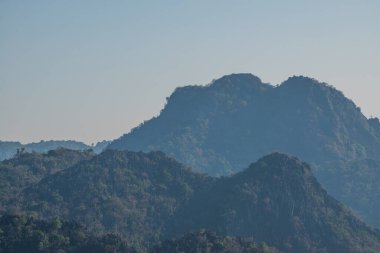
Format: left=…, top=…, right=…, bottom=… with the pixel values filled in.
left=108, top=73, right=380, bottom=227
left=3, top=74, right=380, bottom=252
left=1, top=149, right=380, bottom=253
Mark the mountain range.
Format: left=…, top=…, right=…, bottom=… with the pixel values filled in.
left=2, top=150, right=380, bottom=253
left=0, top=140, right=110, bottom=161
left=108, top=73, right=380, bottom=227
left=2, top=73, right=380, bottom=253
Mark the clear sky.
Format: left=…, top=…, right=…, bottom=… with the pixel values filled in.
left=1, top=1, right=379, bottom=144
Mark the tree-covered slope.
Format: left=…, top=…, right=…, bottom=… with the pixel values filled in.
left=107, top=73, right=380, bottom=227
left=109, top=73, right=380, bottom=174
left=0, top=215, right=137, bottom=253
left=151, top=230, right=280, bottom=253
left=0, top=215, right=279, bottom=253
left=0, top=148, right=94, bottom=211
left=7, top=150, right=380, bottom=253
left=16, top=150, right=212, bottom=249
left=169, top=153, right=380, bottom=253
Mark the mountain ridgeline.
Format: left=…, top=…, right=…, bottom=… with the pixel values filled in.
left=108, top=73, right=380, bottom=227
left=0, top=140, right=110, bottom=161
left=2, top=73, right=380, bottom=253
left=168, top=153, right=380, bottom=253
left=3, top=150, right=380, bottom=253
left=11, top=150, right=212, bottom=250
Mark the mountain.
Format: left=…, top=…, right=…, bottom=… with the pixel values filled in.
left=14, top=150, right=211, bottom=250
left=0, top=148, right=94, bottom=211
left=168, top=153, right=380, bottom=253
left=7, top=150, right=380, bottom=253
left=0, top=140, right=110, bottom=161
left=107, top=73, right=380, bottom=227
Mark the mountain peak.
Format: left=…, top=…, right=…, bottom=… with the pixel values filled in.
left=214, top=73, right=263, bottom=84
left=257, top=152, right=310, bottom=172
left=240, top=152, right=314, bottom=187
left=169, top=152, right=380, bottom=253
left=280, top=75, right=334, bottom=91
left=285, top=75, right=319, bottom=82
left=209, top=73, right=271, bottom=91
left=108, top=73, right=380, bottom=228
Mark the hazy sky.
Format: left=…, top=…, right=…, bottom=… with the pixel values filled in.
left=1, top=1, right=379, bottom=144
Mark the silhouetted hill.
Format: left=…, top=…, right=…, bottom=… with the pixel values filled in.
left=169, top=153, right=380, bottom=253
left=0, top=140, right=110, bottom=161
left=0, top=148, right=94, bottom=211
left=107, top=73, right=380, bottom=227
left=7, top=150, right=380, bottom=252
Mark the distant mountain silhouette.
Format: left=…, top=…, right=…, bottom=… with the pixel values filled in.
left=108, top=73, right=380, bottom=227
left=0, top=140, right=110, bottom=161
left=6, top=150, right=380, bottom=253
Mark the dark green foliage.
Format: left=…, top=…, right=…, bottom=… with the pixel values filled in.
left=5, top=150, right=380, bottom=253
left=107, top=73, right=380, bottom=227
left=0, top=215, right=280, bottom=253
left=0, top=148, right=94, bottom=211
left=16, top=150, right=211, bottom=249
left=0, top=215, right=137, bottom=253
left=169, top=153, right=380, bottom=253
left=151, top=230, right=280, bottom=253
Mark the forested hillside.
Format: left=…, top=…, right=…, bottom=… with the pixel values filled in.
left=108, top=73, right=380, bottom=227
left=0, top=215, right=279, bottom=253
left=0, top=148, right=94, bottom=211
left=2, top=150, right=380, bottom=253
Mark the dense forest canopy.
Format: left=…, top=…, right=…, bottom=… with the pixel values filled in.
left=1, top=149, right=380, bottom=253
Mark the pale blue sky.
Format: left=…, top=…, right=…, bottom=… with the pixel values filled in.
left=1, top=1, right=379, bottom=144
